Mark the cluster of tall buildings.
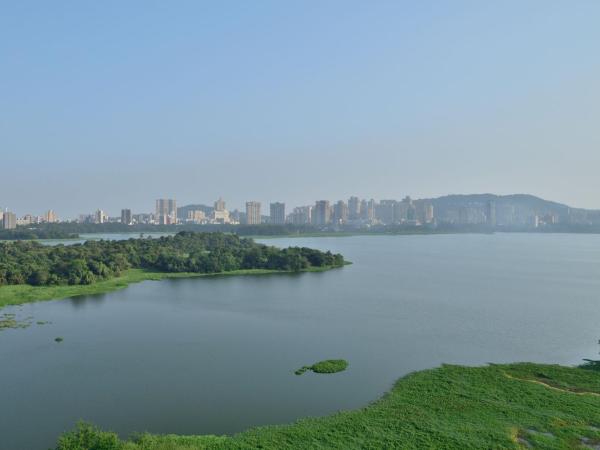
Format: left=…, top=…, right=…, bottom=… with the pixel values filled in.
left=155, top=199, right=177, bottom=225
left=288, top=196, right=434, bottom=227
left=437, top=200, right=538, bottom=227
left=3, top=196, right=436, bottom=228
left=9, top=194, right=595, bottom=230
left=0, top=209, right=58, bottom=229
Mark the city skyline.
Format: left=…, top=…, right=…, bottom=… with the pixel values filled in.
left=4, top=189, right=600, bottom=221
left=2, top=2, right=600, bottom=216
left=3, top=191, right=599, bottom=230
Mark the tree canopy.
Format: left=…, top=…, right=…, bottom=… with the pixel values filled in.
left=0, top=232, right=344, bottom=287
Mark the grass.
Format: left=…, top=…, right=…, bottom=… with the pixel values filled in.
left=0, top=265, right=344, bottom=309
left=295, top=359, right=349, bottom=375
left=55, top=362, right=600, bottom=449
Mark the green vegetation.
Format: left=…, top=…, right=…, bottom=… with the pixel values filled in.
left=0, top=227, right=78, bottom=241
left=0, top=313, right=32, bottom=330
left=0, top=232, right=345, bottom=305
left=53, top=362, right=600, bottom=449
left=54, top=337, right=64, bottom=343
left=579, top=359, right=600, bottom=372
left=295, top=359, right=349, bottom=375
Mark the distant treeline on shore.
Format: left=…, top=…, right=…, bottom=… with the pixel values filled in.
left=5, top=221, right=600, bottom=241
left=0, top=228, right=79, bottom=241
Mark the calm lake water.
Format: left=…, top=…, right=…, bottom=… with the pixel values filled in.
left=2, top=234, right=600, bottom=450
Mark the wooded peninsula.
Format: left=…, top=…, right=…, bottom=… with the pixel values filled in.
left=0, top=232, right=345, bottom=306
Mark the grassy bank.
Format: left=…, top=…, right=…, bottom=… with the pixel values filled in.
left=56, top=362, right=600, bottom=449
left=0, top=265, right=342, bottom=309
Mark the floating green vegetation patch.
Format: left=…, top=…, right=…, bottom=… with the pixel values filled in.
left=295, top=359, right=349, bottom=375
left=54, top=337, right=64, bottom=343
left=0, top=313, right=32, bottom=330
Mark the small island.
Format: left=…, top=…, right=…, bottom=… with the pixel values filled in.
left=0, top=232, right=346, bottom=307
left=295, top=359, right=349, bottom=375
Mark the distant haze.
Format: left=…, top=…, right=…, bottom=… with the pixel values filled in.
left=1, top=1, right=600, bottom=217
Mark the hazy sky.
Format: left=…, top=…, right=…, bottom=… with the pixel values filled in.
left=2, top=1, right=599, bottom=217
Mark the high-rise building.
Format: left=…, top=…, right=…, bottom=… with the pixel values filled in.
left=229, top=209, right=242, bottom=224
left=214, top=198, right=226, bottom=212
left=133, top=213, right=152, bottom=224
left=496, top=204, right=515, bottom=226
left=376, top=200, right=397, bottom=224
left=245, top=201, right=261, bottom=225
left=17, top=214, right=34, bottom=226
left=289, top=206, right=312, bottom=225
left=458, top=206, right=469, bottom=224
left=399, top=196, right=417, bottom=222
left=2, top=211, right=16, bottom=229
left=333, top=200, right=348, bottom=225
left=78, top=214, right=94, bottom=224
left=212, top=209, right=230, bottom=224
left=95, top=209, right=108, bottom=224
left=45, top=210, right=58, bottom=223
left=348, top=196, right=360, bottom=220
left=270, top=202, right=286, bottom=225
left=423, top=203, right=434, bottom=223
left=187, top=210, right=206, bottom=223
left=367, top=199, right=376, bottom=222
left=121, top=209, right=132, bottom=225
left=156, top=199, right=177, bottom=225
left=313, top=200, right=331, bottom=226
left=359, top=199, right=368, bottom=220
left=406, top=204, right=417, bottom=221
left=486, top=200, right=497, bottom=227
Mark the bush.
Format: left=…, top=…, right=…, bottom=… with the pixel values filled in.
left=55, top=422, right=121, bottom=450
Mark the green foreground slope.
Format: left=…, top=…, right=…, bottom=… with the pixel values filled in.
left=56, top=362, right=600, bottom=450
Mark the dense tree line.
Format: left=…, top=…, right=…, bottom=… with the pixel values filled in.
left=0, top=232, right=344, bottom=287
left=24, top=222, right=322, bottom=236
left=11, top=221, right=600, bottom=242
left=0, top=228, right=79, bottom=240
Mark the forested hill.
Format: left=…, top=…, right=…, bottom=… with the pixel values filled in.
left=428, top=193, right=598, bottom=222
left=0, top=232, right=345, bottom=287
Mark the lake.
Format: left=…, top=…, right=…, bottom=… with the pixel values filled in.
left=1, top=233, right=600, bottom=450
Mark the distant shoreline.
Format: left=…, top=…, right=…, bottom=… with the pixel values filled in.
left=14, top=229, right=600, bottom=245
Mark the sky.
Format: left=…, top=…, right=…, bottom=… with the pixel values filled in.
left=1, top=1, right=600, bottom=218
